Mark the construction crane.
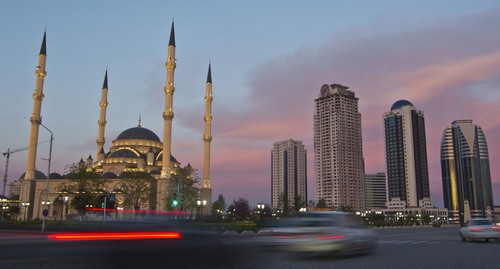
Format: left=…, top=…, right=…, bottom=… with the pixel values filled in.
left=2, top=140, right=50, bottom=196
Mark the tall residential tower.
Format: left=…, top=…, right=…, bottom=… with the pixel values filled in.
left=271, top=139, right=307, bottom=211
left=383, top=100, right=431, bottom=208
left=314, top=84, right=365, bottom=211
left=441, top=120, right=494, bottom=224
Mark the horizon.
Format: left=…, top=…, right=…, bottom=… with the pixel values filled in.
left=1, top=1, right=500, bottom=208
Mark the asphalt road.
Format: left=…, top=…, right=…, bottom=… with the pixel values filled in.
left=1, top=226, right=499, bottom=269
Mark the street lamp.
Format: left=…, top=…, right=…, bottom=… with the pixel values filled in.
left=1, top=205, right=8, bottom=221
left=41, top=199, right=51, bottom=220
left=58, top=194, right=69, bottom=223
left=196, top=198, right=207, bottom=224
left=256, top=203, right=265, bottom=219
left=1, top=196, right=8, bottom=221
left=37, top=120, right=53, bottom=231
left=21, top=201, right=30, bottom=221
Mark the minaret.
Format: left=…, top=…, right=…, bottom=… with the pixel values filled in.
left=161, top=21, right=176, bottom=178
left=96, top=70, right=108, bottom=163
left=201, top=63, right=213, bottom=215
left=202, top=63, right=213, bottom=189
left=25, top=31, right=47, bottom=180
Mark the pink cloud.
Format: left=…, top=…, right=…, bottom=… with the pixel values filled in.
left=396, top=51, right=500, bottom=103
left=202, top=8, right=500, bottom=207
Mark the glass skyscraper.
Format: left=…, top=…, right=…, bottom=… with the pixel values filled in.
left=384, top=100, right=430, bottom=208
left=441, top=120, right=493, bottom=224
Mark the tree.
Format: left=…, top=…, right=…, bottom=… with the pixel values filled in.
left=60, top=162, right=110, bottom=214
left=211, top=194, right=226, bottom=220
left=294, top=195, right=307, bottom=212
left=366, top=212, right=386, bottom=227
left=231, top=197, right=250, bottom=221
left=119, top=171, right=152, bottom=211
left=316, top=198, right=328, bottom=209
left=165, top=164, right=200, bottom=211
left=337, top=204, right=354, bottom=212
left=276, top=192, right=293, bottom=215
left=421, top=214, right=431, bottom=225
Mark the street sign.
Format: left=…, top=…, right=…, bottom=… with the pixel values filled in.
left=42, top=209, right=48, bottom=217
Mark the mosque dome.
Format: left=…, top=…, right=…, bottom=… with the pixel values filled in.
left=156, top=152, right=178, bottom=163
left=150, top=170, right=161, bottom=175
left=391, top=100, right=414, bottom=111
left=102, top=172, right=118, bottom=179
left=116, top=126, right=161, bottom=142
left=18, top=170, right=47, bottom=180
left=49, top=172, right=63, bottom=179
left=109, top=149, right=140, bottom=158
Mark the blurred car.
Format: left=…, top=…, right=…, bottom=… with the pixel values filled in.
left=255, top=211, right=377, bottom=257
left=459, top=218, right=500, bottom=242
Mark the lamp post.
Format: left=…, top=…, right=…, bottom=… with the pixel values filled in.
left=21, top=202, right=30, bottom=221
left=256, top=203, right=264, bottom=220
left=1, top=197, right=8, bottom=221
left=37, top=120, right=53, bottom=231
left=58, top=194, right=68, bottom=223
left=196, top=198, right=207, bottom=224
left=41, top=199, right=51, bottom=220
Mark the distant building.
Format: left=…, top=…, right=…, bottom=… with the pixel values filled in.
left=271, top=139, right=307, bottom=211
left=314, top=84, right=365, bottom=212
left=383, top=100, right=431, bottom=208
left=365, top=172, right=387, bottom=209
left=441, top=120, right=494, bottom=224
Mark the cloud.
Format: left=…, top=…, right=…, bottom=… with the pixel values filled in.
left=186, top=7, right=500, bottom=206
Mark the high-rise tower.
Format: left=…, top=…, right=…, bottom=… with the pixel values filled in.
left=161, top=21, right=176, bottom=178
left=200, top=63, right=213, bottom=214
left=314, top=84, right=365, bottom=211
left=383, top=100, right=430, bottom=208
left=25, top=32, right=47, bottom=180
left=364, top=172, right=387, bottom=209
left=441, top=120, right=493, bottom=224
left=96, top=70, right=108, bottom=164
left=271, top=139, right=307, bottom=211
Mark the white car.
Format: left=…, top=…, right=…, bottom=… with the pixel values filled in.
left=255, top=211, right=378, bottom=256
left=459, top=218, right=500, bottom=242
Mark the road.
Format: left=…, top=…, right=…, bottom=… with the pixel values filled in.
left=1, top=226, right=499, bottom=269
left=239, top=226, right=500, bottom=269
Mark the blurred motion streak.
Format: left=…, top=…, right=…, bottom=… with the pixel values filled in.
left=48, top=231, right=182, bottom=241
left=86, top=208, right=190, bottom=215
left=316, top=235, right=346, bottom=240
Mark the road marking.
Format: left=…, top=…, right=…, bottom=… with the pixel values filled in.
left=377, top=240, right=454, bottom=245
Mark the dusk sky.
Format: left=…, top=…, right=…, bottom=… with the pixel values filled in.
left=1, top=1, right=500, bottom=208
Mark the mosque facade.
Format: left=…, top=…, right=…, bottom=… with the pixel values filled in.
left=12, top=22, right=213, bottom=220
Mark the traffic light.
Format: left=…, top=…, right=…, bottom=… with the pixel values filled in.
left=101, top=202, right=105, bottom=208
left=172, top=193, right=179, bottom=207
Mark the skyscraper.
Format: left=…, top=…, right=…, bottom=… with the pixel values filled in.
left=365, top=172, right=387, bottom=209
left=383, top=100, right=430, bottom=208
left=314, top=84, right=365, bottom=211
left=441, top=120, right=493, bottom=224
left=271, top=139, right=307, bottom=211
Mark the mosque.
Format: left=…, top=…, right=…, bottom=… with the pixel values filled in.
left=12, top=22, right=214, bottom=220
